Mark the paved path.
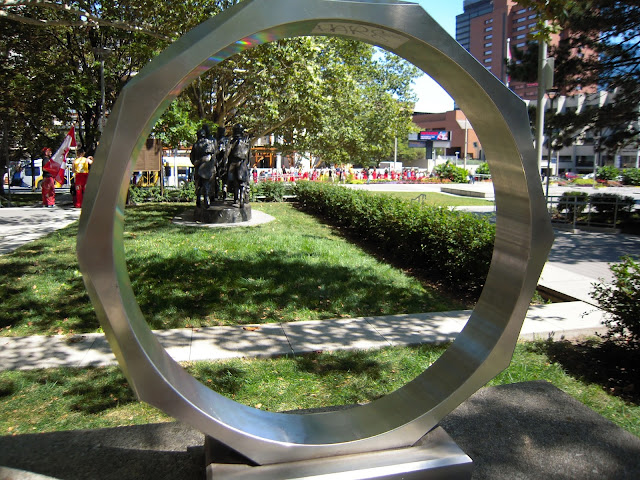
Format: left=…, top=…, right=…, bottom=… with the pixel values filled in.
left=2, top=184, right=639, bottom=371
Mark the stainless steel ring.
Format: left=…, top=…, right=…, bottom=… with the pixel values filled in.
left=77, top=0, right=553, bottom=466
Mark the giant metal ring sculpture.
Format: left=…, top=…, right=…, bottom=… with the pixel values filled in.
left=77, top=0, right=553, bottom=466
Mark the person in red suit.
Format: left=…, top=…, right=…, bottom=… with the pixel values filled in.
left=72, top=151, right=93, bottom=208
left=41, top=171, right=55, bottom=207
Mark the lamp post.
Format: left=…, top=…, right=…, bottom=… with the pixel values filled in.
left=545, top=89, right=558, bottom=203
left=93, top=47, right=112, bottom=133
left=592, top=135, right=601, bottom=188
left=456, top=118, right=470, bottom=170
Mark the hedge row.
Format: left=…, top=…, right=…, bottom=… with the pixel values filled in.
left=294, top=182, right=495, bottom=294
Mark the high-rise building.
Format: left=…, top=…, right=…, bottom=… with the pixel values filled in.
left=456, top=0, right=549, bottom=100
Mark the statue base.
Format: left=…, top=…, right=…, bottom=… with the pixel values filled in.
left=205, top=427, right=472, bottom=479
left=194, top=201, right=252, bottom=224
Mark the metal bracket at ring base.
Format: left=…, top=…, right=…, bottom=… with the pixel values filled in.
left=76, top=0, right=553, bottom=466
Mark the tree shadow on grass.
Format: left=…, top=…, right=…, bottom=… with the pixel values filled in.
left=127, top=248, right=445, bottom=329
left=294, top=350, right=387, bottom=379
left=526, top=339, right=640, bottom=405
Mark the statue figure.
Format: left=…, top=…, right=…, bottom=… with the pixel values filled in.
left=190, top=124, right=217, bottom=208
left=211, top=126, right=229, bottom=203
left=226, top=124, right=250, bottom=207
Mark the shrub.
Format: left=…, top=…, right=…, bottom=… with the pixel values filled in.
left=127, top=182, right=195, bottom=204
left=596, top=165, right=620, bottom=181
left=475, top=162, right=490, bottom=175
left=589, top=193, right=635, bottom=216
left=592, top=256, right=640, bottom=348
left=434, top=162, right=469, bottom=183
left=621, top=168, right=640, bottom=186
left=294, top=182, right=495, bottom=294
left=556, top=191, right=588, bottom=215
left=250, top=181, right=294, bottom=202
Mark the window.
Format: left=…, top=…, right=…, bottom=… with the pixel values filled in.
left=486, top=65, right=492, bottom=70
left=484, top=18, right=493, bottom=24
left=516, top=34, right=526, bottom=39
left=515, top=17, right=527, bottom=23
left=528, top=23, right=536, bottom=28
left=516, top=8, right=526, bottom=14
left=485, top=26, right=493, bottom=32
left=484, top=58, right=492, bottom=63
left=484, top=42, right=493, bottom=47
left=484, top=50, right=493, bottom=55
left=528, top=14, right=537, bottom=19
left=516, top=42, right=526, bottom=47
left=485, top=34, right=493, bottom=40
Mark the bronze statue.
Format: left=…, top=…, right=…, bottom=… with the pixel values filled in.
left=190, top=124, right=217, bottom=208
left=226, top=124, right=250, bottom=207
left=211, top=126, right=229, bottom=203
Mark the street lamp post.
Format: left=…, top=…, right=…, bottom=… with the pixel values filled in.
left=545, top=89, right=558, bottom=203
left=93, top=47, right=112, bottom=133
left=592, top=135, right=601, bottom=188
left=456, top=118, right=470, bottom=170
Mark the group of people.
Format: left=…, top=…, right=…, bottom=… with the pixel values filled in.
left=40, top=147, right=92, bottom=208
left=190, top=123, right=251, bottom=208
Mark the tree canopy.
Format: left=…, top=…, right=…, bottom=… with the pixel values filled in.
left=1, top=0, right=421, bottom=192
left=509, top=0, right=640, bottom=151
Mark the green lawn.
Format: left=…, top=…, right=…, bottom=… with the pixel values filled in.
left=0, top=200, right=636, bottom=440
left=1, top=342, right=637, bottom=438
left=0, top=202, right=464, bottom=337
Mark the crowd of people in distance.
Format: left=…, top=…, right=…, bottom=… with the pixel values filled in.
left=250, top=166, right=434, bottom=183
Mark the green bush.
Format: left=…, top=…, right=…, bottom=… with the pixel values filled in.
left=589, top=193, right=635, bottom=216
left=475, top=162, right=490, bottom=175
left=556, top=191, right=589, bottom=215
left=434, top=162, right=469, bottom=183
left=592, top=256, right=640, bottom=348
left=294, top=182, right=495, bottom=293
left=127, top=182, right=195, bottom=204
left=250, top=181, right=294, bottom=202
left=596, top=165, right=620, bottom=181
left=621, top=168, right=640, bottom=186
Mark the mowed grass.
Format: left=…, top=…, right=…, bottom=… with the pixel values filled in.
left=0, top=202, right=464, bottom=337
left=1, top=342, right=638, bottom=438
left=366, top=190, right=494, bottom=206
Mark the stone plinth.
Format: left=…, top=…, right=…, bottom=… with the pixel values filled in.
left=194, top=202, right=252, bottom=224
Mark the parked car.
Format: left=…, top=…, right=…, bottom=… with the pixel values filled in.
left=564, top=172, right=579, bottom=180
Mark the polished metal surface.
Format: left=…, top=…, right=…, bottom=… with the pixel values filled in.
left=206, top=427, right=472, bottom=479
left=76, top=0, right=553, bottom=466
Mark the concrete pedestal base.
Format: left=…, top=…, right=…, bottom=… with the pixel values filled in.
left=194, top=202, right=251, bottom=224
left=205, top=427, right=472, bottom=480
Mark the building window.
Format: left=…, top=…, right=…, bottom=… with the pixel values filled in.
left=528, top=14, right=537, bottom=19
left=485, top=34, right=493, bottom=40
left=485, top=26, right=493, bottom=32
left=484, top=50, right=493, bottom=55
left=516, top=34, right=526, bottom=39
left=484, top=42, right=493, bottom=47
left=515, top=17, right=527, bottom=23
left=484, top=18, right=493, bottom=24
left=516, top=8, right=526, bottom=14
left=516, top=25, right=526, bottom=31
left=486, top=65, right=492, bottom=70
left=484, top=58, right=492, bottom=63
left=516, top=42, right=526, bottom=47
left=528, top=23, right=537, bottom=28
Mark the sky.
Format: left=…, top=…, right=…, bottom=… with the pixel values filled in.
left=411, top=1, right=464, bottom=112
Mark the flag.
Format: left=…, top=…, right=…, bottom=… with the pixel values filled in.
left=44, top=126, right=76, bottom=185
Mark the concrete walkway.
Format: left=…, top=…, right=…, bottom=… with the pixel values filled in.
left=2, top=185, right=639, bottom=371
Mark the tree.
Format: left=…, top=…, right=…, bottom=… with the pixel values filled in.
left=509, top=0, right=640, bottom=152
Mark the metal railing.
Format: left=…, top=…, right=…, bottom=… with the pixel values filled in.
left=547, top=194, right=636, bottom=230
